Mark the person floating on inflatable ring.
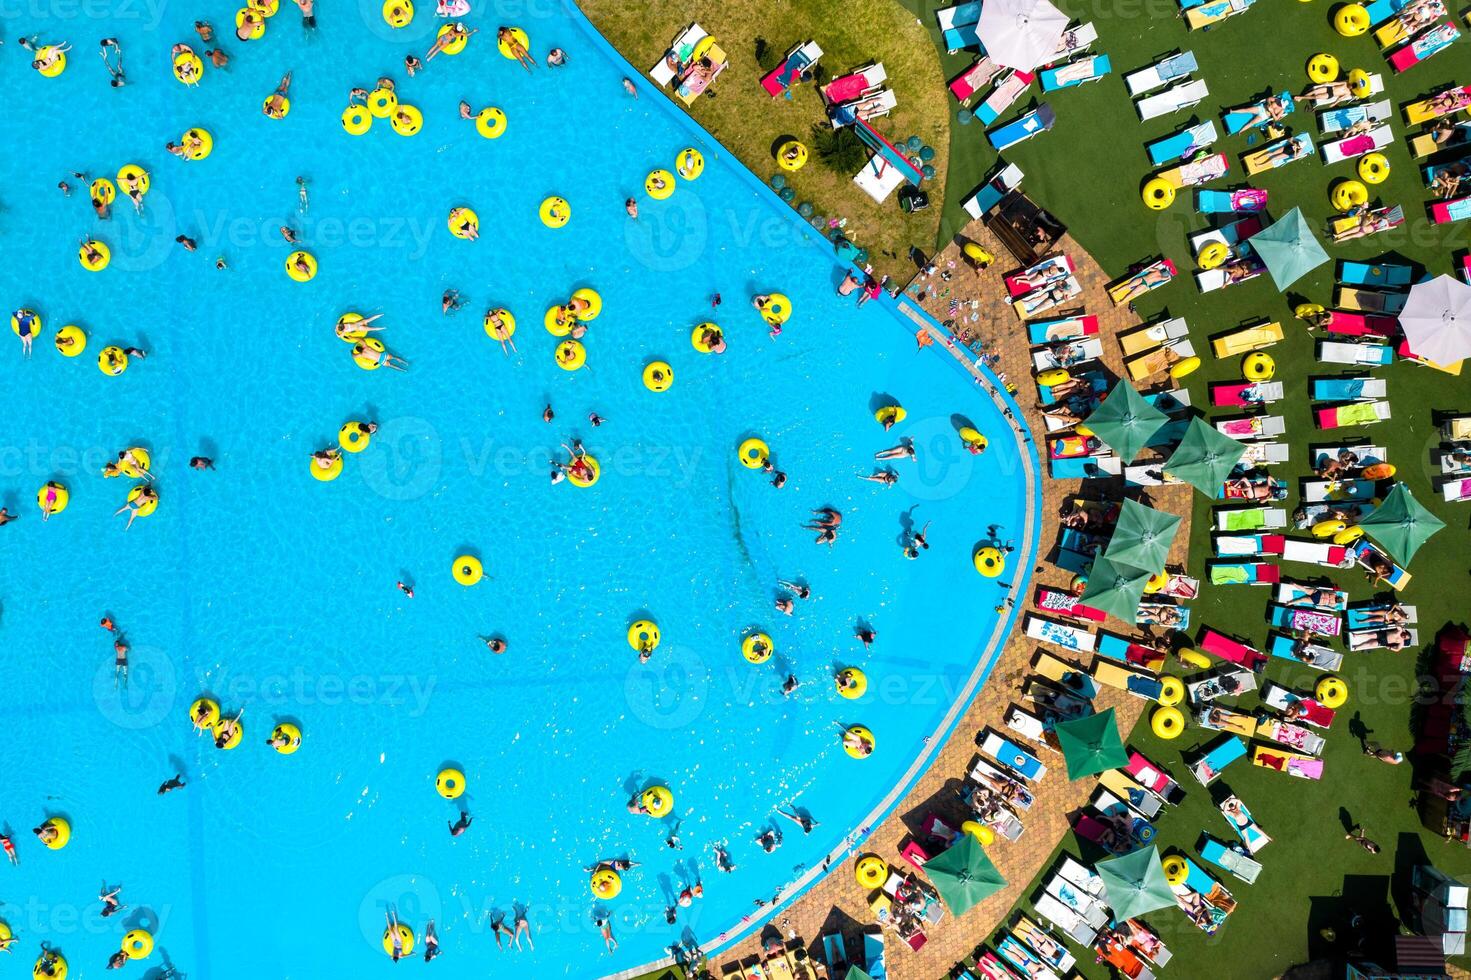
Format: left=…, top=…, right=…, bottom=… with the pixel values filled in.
left=263, top=73, right=291, bottom=118
left=498, top=27, right=534, bottom=71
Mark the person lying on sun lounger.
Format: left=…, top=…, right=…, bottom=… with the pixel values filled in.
left=1225, top=476, right=1287, bottom=501
left=1113, top=263, right=1172, bottom=303
left=1041, top=403, right=1087, bottom=428
left=1357, top=603, right=1410, bottom=625
left=1431, top=119, right=1471, bottom=149
left=1334, top=208, right=1397, bottom=242
left=1262, top=136, right=1308, bottom=166
left=1298, top=80, right=1354, bottom=108
left=1222, top=257, right=1261, bottom=285
left=1227, top=93, right=1290, bottom=129
left=1350, top=625, right=1413, bottom=650
left=1395, top=0, right=1444, bottom=34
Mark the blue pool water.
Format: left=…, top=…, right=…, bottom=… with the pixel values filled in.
left=0, top=3, right=1033, bottom=976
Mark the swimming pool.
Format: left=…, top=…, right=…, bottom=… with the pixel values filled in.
left=0, top=3, right=1034, bottom=975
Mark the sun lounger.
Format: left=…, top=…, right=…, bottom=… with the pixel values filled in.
left=1353, top=539, right=1412, bottom=590
left=1243, top=133, right=1314, bottom=175
left=1039, top=370, right=1105, bottom=405
left=1318, top=340, right=1395, bottom=366
left=1126, top=51, right=1198, bottom=96
left=938, top=0, right=982, bottom=51
left=1319, top=99, right=1394, bottom=134
left=1346, top=602, right=1416, bottom=628
left=1388, top=22, right=1459, bottom=73
left=1444, top=416, right=1471, bottom=440
left=1196, top=187, right=1268, bottom=213
left=1320, top=309, right=1399, bottom=338
left=1014, top=917, right=1077, bottom=973
left=1188, top=735, right=1248, bottom=786
left=1087, top=788, right=1157, bottom=848
left=1223, top=91, right=1294, bottom=135
left=977, top=70, right=1037, bottom=125
left=1033, top=893, right=1100, bottom=947
left=1349, top=625, right=1419, bottom=650
left=1311, top=375, right=1386, bottom=401
left=1136, top=79, right=1209, bottom=121
left=1365, top=0, right=1409, bottom=24
left=1057, top=855, right=1109, bottom=901
left=1122, top=751, right=1182, bottom=806
left=1219, top=794, right=1271, bottom=853
left=1281, top=538, right=1355, bottom=569
left=1047, top=870, right=1111, bottom=925
left=1321, top=125, right=1394, bottom=164
left=1262, top=681, right=1336, bottom=728
left=831, top=89, right=899, bottom=127
left=1032, top=652, right=1100, bottom=701
left=1027, top=314, right=1099, bottom=344
left=1337, top=285, right=1407, bottom=313
left=970, top=755, right=1038, bottom=811
left=1097, top=632, right=1169, bottom=671
left=650, top=24, right=708, bottom=86
left=1258, top=713, right=1328, bottom=756
left=1173, top=855, right=1237, bottom=933
left=1215, top=414, right=1285, bottom=441
left=962, top=162, right=1025, bottom=219
left=1196, top=258, right=1266, bottom=293
left=1006, top=703, right=1061, bottom=744
left=1267, top=633, right=1342, bottom=672
left=1411, top=120, right=1471, bottom=157
left=1208, top=561, right=1279, bottom=586
left=989, top=103, right=1057, bottom=151
left=1252, top=744, right=1324, bottom=779
left=1195, top=705, right=1256, bottom=737
left=1127, top=340, right=1195, bottom=381
left=761, top=40, right=822, bottom=96
left=1125, top=463, right=1187, bottom=487
left=949, top=57, right=1002, bottom=103
left=1340, top=259, right=1414, bottom=288
left=1300, top=479, right=1377, bottom=504
left=1440, top=450, right=1471, bottom=474
left=1276, top=581, right=1347, bottom=611
left=1443, top=477, right=1471, bottom=501
left=1198, top=627, right=1269, bottom=671
left=1014, top=276, right=1083, bottom=319
left=1211, top=321, right=1283, bottom=358
left=1052, top=453, right=1122, bottom=481
left=1118, top=317, right=1188, bottom=356
left=1312, top=443, right=1388, bottom=471
left=1026, top=614, right=1098, bottom=653
left=1099, top=770, right=1165, bottom=819
left=1186, top=0, right=1256, bottom=30
left=1035, top=587, right=1107, bottom=622
left=996, top=936, right=1059, bottom=980
left=1147, top=121, right=1219, bottom=166
left=1210, top=380, right=1282, bottom=407
left=1332, top=205, right=1406, bottom=243
left=1159, top=152, right=1231, bottom=189
left=1007, top=255, right=1076, bottom=297
left=1405, top=85, right=1471, bottom=124
left=1213, top=532, right=1287, bottom=557
left=1431, top=196, right=1471, bottom=224
left=1047, top=22, right=1100, bottom=63
left=982, top=730, right=1049, bottom=781
left=1200, top=836, right=1263, bottom=884
left=823, top=62, right=887, bottom=105
left=1187, top=667, right=1257, bottom=704
left=1040, top=54, right=1111, bottom=91
left=1315, top=401, right=1391, bottom=429
left=1092, top=659, right=1165, bottom=701
left=1139, top=604, right=1192, bottom=630
left=1109, top=259, right=1177, bottom=306
left=1241, top=442, right=1288, bottom=466
left=1217, top=473, right=1288, bottom=501
left=1215, top=507, right=1286, bottom=531
left=1189, top=211, right=1262, bottom=251
left=675, top=41, right=728, bottom=104
left=1267, top=604, right=1342, bottom=637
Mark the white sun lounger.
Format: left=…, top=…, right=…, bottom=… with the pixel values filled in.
left=1215, top=507, right=1287, bottom=530
left=1443, top=478, right=1471, bottom=502
left=1216, top=415, right=1285, bottom=440
left=1125, top=464, right=1188, bottom=487
left=1319, top=341, right=1395, bottom=366
left=1137, top=79, right=1209, bottom=121
left=1126, top=50, right=1198, bottom=97
left=1319, top=100, right=1393, bottom=134
left=1025, top=615, right=1098, bottom=653
left=1119, top=317, right=1190, bottom=356
left=832, top=89, right=898, bottom=127
left=1033, top=893, right=1101, bottom=947
left=962, top=163, right=1025, bottom=219
left=1281, top=538, right=1356, bottom=567
left=1349, top=627, right=1418, bottom=651
left=650, top=24, right=708, bottom=87
left=1301, top=479, right=1377, bottom=503
left=1033, top=337, right=1104, bottom=371
left=1240, top=442, right=1290, bottom=466
left=853, top=155, right=909, bottom=203
left=1321, top=126, right=1394, bottom=164
left=1047, top=22, right=1099, bottom=62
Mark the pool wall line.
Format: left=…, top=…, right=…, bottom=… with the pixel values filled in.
left=563, top=4, right=1044, bottom=975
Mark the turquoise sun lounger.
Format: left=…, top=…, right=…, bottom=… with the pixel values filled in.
left=1339, top=260, right=1413, bottom=287
left=1223, top=91, right=1294, bottom=134
left=989, top=104, right=1057, bottom=151
left=1147, top=120, right=1219, bottom=165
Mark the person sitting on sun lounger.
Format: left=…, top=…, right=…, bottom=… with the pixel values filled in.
left=1222, top=258, right=1260, bottom=284
left=1432, top=164, right=1467, bottom=200
left=1298, top=80, right=1354, bottom=108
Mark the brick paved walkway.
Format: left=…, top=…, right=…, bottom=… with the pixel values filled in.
left=687, top=222, right=1195, bottom=979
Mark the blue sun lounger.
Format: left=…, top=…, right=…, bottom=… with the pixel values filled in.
left=822, top=933, right=849, bottom=971
left=1196, top=187, right=1268, bottom=214
left=1040, top=371, right=1106, bottom=404
left=1346, top=602, right=1416, bottom=629
left=1189, top=735, right=1248, bottom=786
left=989, top=103, right=1057, bottom=151
left=1310, top=376, right=1385, bottom=401
left=1363, top=0, right=1408, bottom=24
left=863, top=928, right=887, bottom=980
left=1176, top=856, right=1235, bottom=932
left=1340, top=260, right=1413, bottom=287
left=1199, top=836, right=1263, bottom=884
left=1147, top=120, right=1219, bottom=165
left=1208, top=561, right=1280, bottom=586
left=1223, top=91, right=1294, bottom=134
left=1353, top=539, right=1412, bottom=590
left=1051, top=455, right=1120, bottom=480
left=1319, top=100, right=1393, bottom=134
left=936, top=1, right=982, bottom=51
left=1040, top=54, right=1112, bottom=91
left=1268, top=632, right=1343, bottom=670
left=982, top=730, right=1048, bottom=781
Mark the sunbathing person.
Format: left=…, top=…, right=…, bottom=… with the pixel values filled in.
left=1224, top=477, right=1284, bottom=501
left=1335, top=209, right=1395, bottom=242
left=1112, top=263, right=1171, bottom=304
left=1298, top=80, right=1354, bottom=108
left=1428, top=86, right=1471, bottom=116
left=1351, top=625, right=1412, bottom=651
left=1431, top=164, right=1466, bottom=200
left=1228, top=94, right=1289, bottom=128
left=498, top=27, right=535, bottom=71
left=1261, top=136, right=1308, bottom=167
left=1357, top=603, right=1409, bottom=625
left=1397, top=0, right=1445, bottom=33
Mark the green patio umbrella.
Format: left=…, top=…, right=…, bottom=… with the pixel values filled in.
left=1163, top=417, right=1247, bottom=495
left=842, top=968, right=875, bottom=980
left=1094, top=845, right=1177, bottom=920
left=1078, top=555, right=1153, bottom=624
left=1053, top=707, right=1130, bottom=779
left=1102, top=498, right=1182, bottom=572
left=922, top=835, right=1007, bottom=915
left=1359, top=482, right=1446, bottom=564
left=1083, top=381, right=1170, bottom=462
left=1248, top=207, right=1330, bottom=290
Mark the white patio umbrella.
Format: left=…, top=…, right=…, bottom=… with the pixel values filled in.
left=1400, top=274, right=1471, bottom=365
left=976, top=0, right=1070, bottom=71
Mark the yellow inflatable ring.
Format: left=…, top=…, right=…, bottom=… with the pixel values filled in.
left=368, top=87, right=398, bottom=118
left=1348, top=67, right=1373, bottom=98
left=568, top=455, right=600, bottom=488
left=544, top=305, right=574, bottom=337
left=1145, top=571, right=1169, bottom=594
left=1333, top=525, right=1364, bottom=545
left=1178, top=647, right=1211, bottom=669
left=836, top=667, right=868, bottom=699
left=236, top=7, right=266, bottom=39
left=117, top=447, right=152, bottom=479
left=1151, top=706, right=1185, bottom=740
left=285, top=250, right=317, bottom=282
left=642, top=361, right=674, bottom=392
left=436, top=768, right=466, bottom=799
left=973, top=546, right=1005, bottom=578
left=1316, top=676, right=1348, bottom=708
left=382, top=0, right=413, bottom=28
left=448, top=207, right=479, bottom=239
left=212, top=717, right=243, bottom=749
left=126, top=485, right=158, bottom=518
left=1312, top=519, right=1346, bottom=538
left=79, top=240, right=111, bottom=272
left=484, top=308, right=516, bottom=341
left=738, top=438, right=770, bottom=469
left=874, top=405, right=907, bottom=427
left=122, top=930, right=154, bottom=960
left=777, top=140, right=808, bottom=172
left=309, top=451, right=343, bottom=482
left=570, top=288, right=602, bottom=321
left=354, top=337, right=386, bottom=370
left=452, top=555, right=483, bottom=586
left=555, top=339, right=586, bottom=371
left=117, top=164, right=150, bottom=196
left=497, top=26, right=530, bottom=59
left=339, top=422, right=372, bottom=453
left=173, top=51, right=203, bottom=83
left=958, top=426, right=987, bottom=452
left=55, top=324, right=86, bottom=356
left=1142, top=177, right=1176, bottom=211
left=758, top=293, right=792, bottom=325
left=961, top=820, right=996, bottom=845
left=1357, top=152, right=1390, bottom=184
left=1197, top=241, right=1229, bottom=270
left=391, top=105, right=423, bottom=136
left=742, top=632, right=774, bottom=664
left=1170, top=355, right=1201, bottom=379
left=181, top=127, right=213, bottom=161
left=691, top=323, right=722, bottom=353
left=1159, top=675, right=1185, bottom=707
left=436, top=23, right=469, bottom=54
left=642, top=785, right=675, bottom=817
left=382, top=923, right=415, bottom=957
left=31, top=952, right=67, bottom=980
left=645, top=169, right=676, bottom=200
left=1331, top=179, right=1369, bottom=212
left=342, top=104, right=372, bottom=136
left=1307, top=53, right=1340, bottom=83
left=540, top=196, right=570, bottom=228
left=263, top=95, right=291, bottom=118
left=270, top=723, right=302, bottom=755
left=249, top=0, right=280, bottom=15
left=1036, top=367, right=1069, bottom=387
left=34, top=46, right=66, bottom=77
left=98, top=346, right=129, bottom=376
left=628, top=620, right=661, bottom=652
left=1242, top=352, right=1275, bottom=382
left=1334, top=2, right=1369, bottom=35
left=38, top=818, right=70, bottom=850
left=854, top=854, right=888, bottom=889
left=190, top=698, right=220, bottom=730
left=475, top=106, right=507, bottom=139
left=1162, top=855, right=1188, bottom=886
left=590, top=868, right=622, bottom=899
left=335, top=314, right=369, bottom=342
left=843, top=725, right=875, bottom=759
left=11, top=309, right=40, bottom=336
left=676, top=148, right=704, bottom=179
left=90, top=178, right=116, bottom=205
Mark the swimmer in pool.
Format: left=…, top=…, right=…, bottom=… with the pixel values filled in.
left=698, top=324, right=725, bottom=353
left=336, top=312, right=386, bottom=339
left=213, top=710, right=243, bottom=749
left=352, top=341, right=408, bottom=371
left=484, top=636, right=507, bottom=654
left=777, top=808, right=819, bottom=833
left=511, top=907, right=533, bottom=951
left=114, top=638, right=129, bottom=685
left=396, top=581, right=414, bottom=598
left=777, top=579, right=810, bottom=599
left=442, top=289, right=465, bottom=314
left=311, top=448, right=342, bottom=473
left=712, top=843, right=736, bottom=872
left=842, top=728, right=874, bottom=756
left=625, top=198, right=639, bottom=219
left=547, top=48, right=566, bottom=67
left=448, top=812, right=472, bottom=836
left=195, top=20, right=214, bottom=41
left=190, top=456, right=215, bottom=470
left=294, top=0, right=315, bottom=28
left=755, top=827, right=781, bottom=852
left=99, top=885, right=126, bottom=917
left=206, top=48, right=228, bottom=68
left=296, top=175, right=309, bottom=213
left=623, top=77, right=638, bottom=98
left=807, top=507, right=842, bottom=529
left=12, top=308, right=37, bottom=356
left=0, top=508, right=15, bottom=526
left=114, top=487, right=158, bottom=531
left=263, top=73, right=291, bottom=118
left=422, top=920, right=440, bottom=961
left=157, top=774, right=185, bottom=794
left=855, top=626, right=875, bottom=648
left=859, top=469, right=899, bottom=485
left=775, top=596, right=793, bottom=615
left=488, top=911, right=515, bottom=950
left=100, top=37, right=125, bottom=86
left=385, top=910, right=406, bottom=962
left=875, top=439, right=916, bottom=461
left=448, top=207, right=479, bottom=240
left=405, top=54, right=423, bottom=76
left=588, top=412, right=605, bottom=427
